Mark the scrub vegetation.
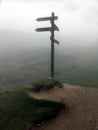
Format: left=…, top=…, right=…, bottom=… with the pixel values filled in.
left=32, top=78, right=63, bottom=92
left=0, top=88, right=65, bottom=130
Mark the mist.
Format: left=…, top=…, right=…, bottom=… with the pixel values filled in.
left=0, top=0, right=98, bottom=89
left=0, top=0, right=98, bottom=48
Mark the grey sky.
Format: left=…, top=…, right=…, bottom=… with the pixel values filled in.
left=0, top=0, right=98, bottom=49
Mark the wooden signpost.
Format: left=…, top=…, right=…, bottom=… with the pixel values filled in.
left=35, top=12, right=59, bottom=78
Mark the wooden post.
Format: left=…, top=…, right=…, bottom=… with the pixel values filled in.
left=35, top=12, right=59, bottom=79
left=51, top=12, right=55, bottom=78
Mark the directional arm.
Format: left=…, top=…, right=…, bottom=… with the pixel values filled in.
left=36, top=16, right=58, bottom=21
left=35, top=27, right=51, bottom=32
left=54, top=24, right=59, bottom=31
left=35, top=26, right=59, bottom=32
left=54, top=39, right=60, bottom=44
left=50, top=36, right=60, bottom=44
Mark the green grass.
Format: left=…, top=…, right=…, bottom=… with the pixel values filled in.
left=0, top=88, right=64, bottom=130
left=32, top=79, right=63, bottom=92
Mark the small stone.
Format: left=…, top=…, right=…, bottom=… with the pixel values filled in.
left=95, top=126, right=98, bottom=130
left=89, top=118, right=92, bottom=121
left=36, top=123, right=41, bottom=127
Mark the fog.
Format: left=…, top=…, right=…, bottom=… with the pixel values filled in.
left=0, top=0, right=98, bottom=89
left=0, top=0, right=98, bottom=52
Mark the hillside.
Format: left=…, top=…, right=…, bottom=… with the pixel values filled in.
left=0, top=87, right=64, bottom=130
left=0, top=78, right=98, bottom=130
left=0, top=43, right=98, bottom=90
left=29, top=84, right=98, bottom=130
left=0, top=30, right=98, bottom=90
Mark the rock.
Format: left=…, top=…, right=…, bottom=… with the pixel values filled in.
left=95, top=126, right=98, bottom=130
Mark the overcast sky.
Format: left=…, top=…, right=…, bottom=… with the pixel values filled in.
left=0, top=0, right=98, bottom=50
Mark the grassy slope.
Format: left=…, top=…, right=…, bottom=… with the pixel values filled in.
left=0, top=47, right=98, bottom=89
left=0, top=88, right=64, bottom=130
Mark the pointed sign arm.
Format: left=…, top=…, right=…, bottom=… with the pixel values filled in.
left=54, top=39, right=60, bottom=44
left=51, top=23, right=59, bottom=31
left=36, top=16, right=58, bottom=21
left=54, top=24, right=59, bottom=31
left=35, top=26, right=59, bottom=32
left=35, top=27, right=51, bottom=32
left=50, top=37, right=60, bottom=44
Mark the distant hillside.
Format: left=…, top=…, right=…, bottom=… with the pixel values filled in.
left=0, top=30, right=98, bottom=89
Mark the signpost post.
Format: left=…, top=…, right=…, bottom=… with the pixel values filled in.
left=35, top=12, right=59, bottom=78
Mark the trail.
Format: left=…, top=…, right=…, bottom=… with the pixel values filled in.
left=28, top=84, right=98, bottom=130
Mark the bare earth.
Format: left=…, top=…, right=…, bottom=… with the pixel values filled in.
left=28, top=84, right=98, bottom=130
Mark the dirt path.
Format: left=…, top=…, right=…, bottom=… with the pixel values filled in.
left=28, top=84, right=98, bottom=130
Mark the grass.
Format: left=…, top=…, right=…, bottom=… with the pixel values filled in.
left=32, top=79, right=63, bottom=92
left=0, top=88, right=64, bottom=130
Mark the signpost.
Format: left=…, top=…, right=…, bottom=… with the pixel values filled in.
left=35, top=12, right=59, bottom=78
